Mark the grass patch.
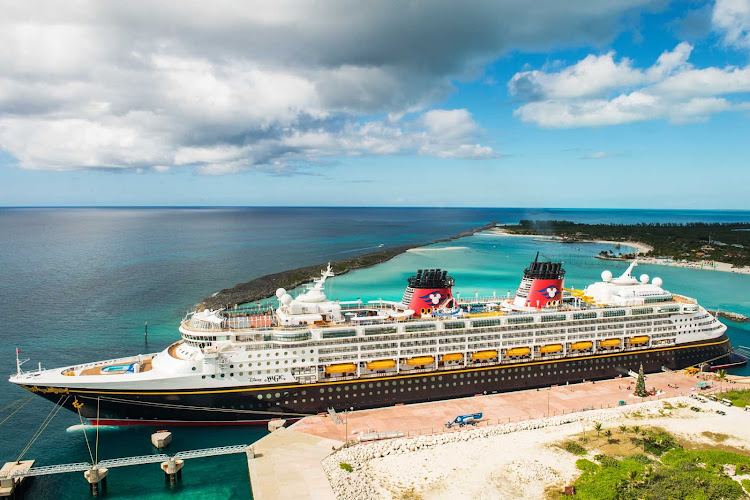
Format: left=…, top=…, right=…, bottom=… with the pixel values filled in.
left=339, top=462, right=353, bottom=472
left=701, top=431, right=731, bottom=442
left=742, top=479, right=750, bottom=494
left=718, top=389, right=750, bottom=408
left=561, top=441, right=587, bottom=455
left=559, top=428, right=750, bottom=500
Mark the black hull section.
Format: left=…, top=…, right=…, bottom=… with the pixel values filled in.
left=26, top=335, right=733, bottom=425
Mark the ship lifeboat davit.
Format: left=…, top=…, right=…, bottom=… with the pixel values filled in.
left=571, top=341, right=593, bottom=351
left=441, top=353, right=464, bottom=362
left=325, top=363, right=357, bottom=374
left=600, top=339, right=622, bottom=347
left=471, top=350, right=498, bottom=361
left=366, top=359, right=396, bottom=370
left=628, top=336, right=649, bottom=345
left=506, top=347, right=531, bottom=357
left=405, top=356, right=434, bottom=366
left=540, top=344, right=563, bottom=354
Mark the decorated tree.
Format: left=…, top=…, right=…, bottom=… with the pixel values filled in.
left=635, top=363, right=648, bottom=397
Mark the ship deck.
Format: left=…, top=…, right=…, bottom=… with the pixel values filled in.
left=77, top=357, right=153, bottom=376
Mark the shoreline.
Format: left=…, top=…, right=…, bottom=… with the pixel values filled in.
left=199, top=222, right=498, bottom=309
left=488, top=227, right=653, bottom=255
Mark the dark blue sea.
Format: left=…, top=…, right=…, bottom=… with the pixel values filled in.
left=1, top=207, right=749, bottom=499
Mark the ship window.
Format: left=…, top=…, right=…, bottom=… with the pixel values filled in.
left=319, top=388, right=324, bottom=394
left=201, top=375, right=205, bottom=379
left=257, top=394, right=263, bottom=399
left=336, top=387, right=341, bottom=392
left=328, top=387, right=333, bottom=392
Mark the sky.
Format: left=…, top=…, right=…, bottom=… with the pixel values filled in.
left=0, top=1, right=749, bottom=208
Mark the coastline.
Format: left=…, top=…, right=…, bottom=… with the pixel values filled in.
left=199, top=222, right=497, bottom=309
left=488, top=228, right=653, bottom=255
left=491, top=228, right=750, bottom=275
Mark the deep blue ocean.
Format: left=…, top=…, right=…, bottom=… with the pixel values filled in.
left=1, top=207, right=749, bottom=499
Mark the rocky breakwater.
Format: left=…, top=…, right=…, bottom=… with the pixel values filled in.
left=708, top=310, right=749, bottom=323
left=199, top=222, right=498, bottom=310
left=322, top=397, right=692, bottom=500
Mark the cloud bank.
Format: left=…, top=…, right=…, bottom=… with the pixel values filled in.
left=509, top=1, right=750, bottom=128
left=0, top=0, right=653, bottom=173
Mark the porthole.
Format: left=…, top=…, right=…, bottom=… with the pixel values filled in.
left=191, top=367, right=196, bottom=371
left=257, top=394, right=263, bottom=400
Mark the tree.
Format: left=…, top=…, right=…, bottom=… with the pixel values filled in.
left=594, top=422, right=602, bottom=442
left=619, top=424, right=628, bottom=434
left=717, top=369, right=727, bottom=393
left=627, top=469, right=639, bottom=490
left=635, top=363, right=648, bottom=397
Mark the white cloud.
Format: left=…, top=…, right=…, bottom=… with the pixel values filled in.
left=510, top=41, right=750, bottom=128
left=713, top=0, right=750, bottom=50
left=0, top=1, right=654, bottom=173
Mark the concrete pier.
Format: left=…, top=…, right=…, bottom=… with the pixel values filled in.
left=0, top=461, right=33, bottom=500
left=83, top=467, right=108, bottom=496
left=160, top=458, right=184, bottom=486
left=248, top=427, right=342, bottom=500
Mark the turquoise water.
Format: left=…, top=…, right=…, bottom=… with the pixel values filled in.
left=0, top=208, right=748, bottom=499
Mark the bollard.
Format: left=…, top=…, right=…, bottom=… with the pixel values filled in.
left=161, top=458, right=184, bottom=486
left=84, top=467, right=109, bottom=496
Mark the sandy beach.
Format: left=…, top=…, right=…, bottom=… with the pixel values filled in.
left=489, top=228, right=750, bottom=276
left=406, top=246, right=469, bottom=252
left=487, top=228, right=653, bottom=255
left=325, top=396, right=750, bottom=499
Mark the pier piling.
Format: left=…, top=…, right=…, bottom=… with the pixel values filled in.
left=83, top=467, right=108, bottom=496
left=160, top=458, right=183, bottom=486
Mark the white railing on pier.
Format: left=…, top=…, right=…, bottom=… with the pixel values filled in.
left=3, top=445, right=251, bottom=479
left=8, top=462, right=91, bottom=477
left=174, top=444, right=250, bottom=460
left=98, top=454, right=169, bottom=468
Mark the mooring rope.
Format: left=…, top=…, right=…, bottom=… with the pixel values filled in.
left=0, top=395, right=34, bottom=414
left=16, top=395, right=70, bottom=463
left=0, top=396, right=34, bottom=426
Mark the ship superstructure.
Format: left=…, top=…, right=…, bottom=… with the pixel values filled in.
left=9, top=258, right=742, bottom=425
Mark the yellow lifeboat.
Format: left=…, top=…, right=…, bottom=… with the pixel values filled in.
left=628, top=336, right=649, bottom=345
left=325, top=363, right=357, bottom=374
left=506, top=347, right=531, bottom=357
left=366, top=359, right=396, bottom=370
left=540, top=344, right=563, bottom=354
left=600, top=339, right=622, bottom=347
left=471, top=350, right=498, bottom=360
left=571, top=341, right=593, bottom=351
left=441, top=353, right=464, bottom=362
left=405, top=356, right=434, bottom=366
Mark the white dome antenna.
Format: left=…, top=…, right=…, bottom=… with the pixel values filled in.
left=652, top=277, right=663, bottom=287
left=281, top=294, right=293, bottom=306
left=640, top=274, right=649, bottom=284
left=601, top=270, right=613, bottom=282
left=276, top=288, right=287, bottom=299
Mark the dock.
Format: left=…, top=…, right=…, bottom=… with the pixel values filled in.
left=248, top=427, right=342, bottom=500
left=248, top=370, right=724, bottom=498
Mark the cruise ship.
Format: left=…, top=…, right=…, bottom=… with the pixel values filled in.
left=9, top=256, right=744, bottom=426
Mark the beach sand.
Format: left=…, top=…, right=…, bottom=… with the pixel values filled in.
left=489, top=228, right=750, bottom=275
left=326, top=397, right=750, bottom=500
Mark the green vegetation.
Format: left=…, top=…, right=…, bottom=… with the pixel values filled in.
left=504, top=220, right=750, bottom=267
left=717, top=388, right=750, bottom=408
left=562, top=441, right=587, bottom=455
left=571, top=435, right=748, bottom=500
left=742, top=479, right=750, bottom=494
left=339, top=462, right=353, bottom=472
left=634, top=364, right=647, bottom=398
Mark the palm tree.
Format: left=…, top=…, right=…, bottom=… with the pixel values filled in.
left=594, top=422, right=603, bottom=442
left=619, top=424, right=628, bottom=435
left=604, top=429, right=613, bottom=440
left=627, top=470, right=639, bottom=490
left=716, top=369, right=727, bottom=393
